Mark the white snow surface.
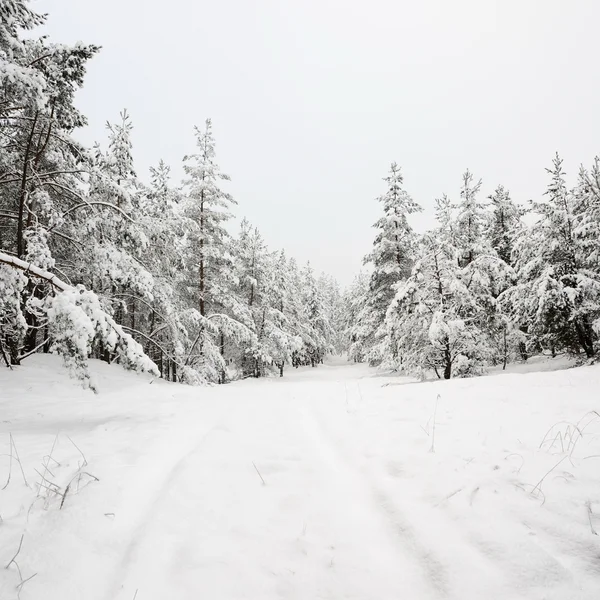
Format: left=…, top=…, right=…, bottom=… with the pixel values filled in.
left=1, top=355, right=600, bottom=599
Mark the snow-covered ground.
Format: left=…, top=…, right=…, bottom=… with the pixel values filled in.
left=1, top=356, right=600, bottom=600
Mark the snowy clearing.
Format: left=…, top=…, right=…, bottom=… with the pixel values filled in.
left=2, top=356, right=600, bottom=600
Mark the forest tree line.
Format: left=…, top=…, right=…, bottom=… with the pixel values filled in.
left=2, top=1, right=599, bottom=387
left=347, top=155, right=600, bottom=378
left=0, top=1, right=345, bottom=389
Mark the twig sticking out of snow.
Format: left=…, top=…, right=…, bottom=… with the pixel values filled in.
left=16, top=572, right=37, bottom=599
left=539, top=421, right=581, bottom=453
left=2, top=433, right=29, bottom=489
left=252, top=462, right=266, bottom=486
left=5, top=533, right=38, bottom=599
left=530, top=456, right=568, bottom=503
left=434, top=487, right=463, bottom=507
left=586, top=501, right=597, bottom=536
left=37, top=433, right=59, bottom=498
left=34, top=468, right=60, bottom=492
left=60, top=472, right=100, bottom=510
left=5, top=534, right=24, bottom=570
left=539, top=411, right=600, bottom=458
left=60, top=481, right=72, bottom=510
left=429, top=395, right=440, bottom=454
left=28, top=433, right=99, bottom=510
left=66, top=435, right=88, bottom=468
left=571, top=411, right=600, bottom=457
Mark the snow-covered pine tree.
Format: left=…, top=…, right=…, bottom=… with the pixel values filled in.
left=354, top=163, right=421, bottom=365
left=318, top=273, right=346, bottom=355
left=182, top=119, right=234, bottom=316
left=433, top=194, right=455, bottom=245
left=502, top=155, right=599, bottom=358
left=233, top=218, right=270, bottom=377
left=451, top=171, right=518, bottom=367
left=574, top=158, right=600, bottom=339
left=0, top=7, right=155, bottom=385
left=85, top=110, right=155, bottom=340
left=487, top=185, right=524, bottom=266
left=454, top=170, right=486, bottom=267
left=263, top=250, right=303, bottom=376
left=132, top=159, right=190, bottom=381
left=344, top=272, right=369, bottom=361
left=0, top=4, right=100, bottom=362
left=297, top=262, right=333, bottom=367
left=180, top=119, right=253, bottom=382
left=484, top=185, right=528, bottom=362
left=574, top=158, right=600, bottom=276
left=385, top=234, right=492, bottom=379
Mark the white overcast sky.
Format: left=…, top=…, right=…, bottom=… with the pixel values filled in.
left=35, top=0, right=600, bottom=285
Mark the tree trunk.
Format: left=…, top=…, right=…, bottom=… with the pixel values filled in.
left=43, top=325, right=50, bottom=353
left=16, top=112, right=39, bottom=258
left=443, top=341, right=451, bottom=379
left=199, top=191, right=206, bottom=316
left=23, top=311, right=38, bottom=353
left=0, top=340, right=11, bottom=368
left=574, top=318, right=595, bottom=358
left=199, top=251, right=205, bottom=316
left=8, top=335, right=20, bottom=366
left=518, top=341, right=528, bottom=362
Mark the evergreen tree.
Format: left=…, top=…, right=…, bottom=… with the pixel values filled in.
left=488, top=185, right=523, bottom=265
left=344, top=272, right=369, bottom=361
left=354, top=163, right=421, bottom=364
left=386, top=235, right=492, bottom=379
left=502, top=155, right=599, bottom=358
left=454, top=170, right=486, bottom=266
left=182, top=118, right=235, bottom=317
left=297, top=262, right=332, bottom=366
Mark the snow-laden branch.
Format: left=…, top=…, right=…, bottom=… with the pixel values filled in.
left=0, top=250, right=69, bottom=291
left=60, top=201, right=135, bottom=224
left=0, top=251, right=158, bottom=388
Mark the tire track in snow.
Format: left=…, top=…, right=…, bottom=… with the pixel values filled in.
left=104, top=418, right=225, bottom=600
left=293, top=384, right=445, bottom=599
left=109, top=383, right=440, bottom=599
left=301, top=382, right=525, bottom=600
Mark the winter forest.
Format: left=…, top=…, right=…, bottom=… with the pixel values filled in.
left=0, top=2, right=346, bottom=388
left=4, top=2, right=600, bottom=599
left=1, top=1, right=600, bottom=391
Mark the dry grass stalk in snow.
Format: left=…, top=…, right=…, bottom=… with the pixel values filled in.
left=2, top=434, right=29, bottom=490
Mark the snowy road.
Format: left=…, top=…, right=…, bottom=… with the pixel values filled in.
left=2, top=357, right=600, bottom=599
left=109, top=371, right=436, bottom=600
